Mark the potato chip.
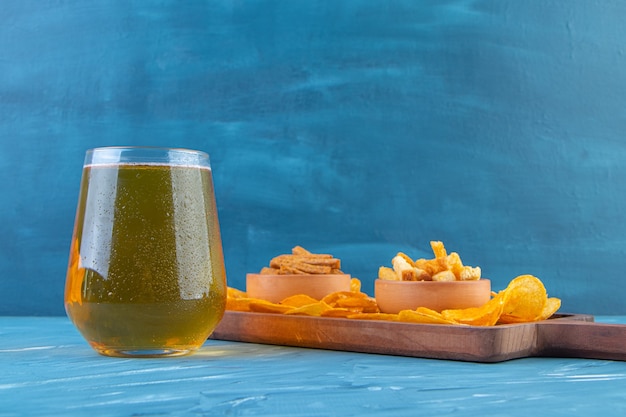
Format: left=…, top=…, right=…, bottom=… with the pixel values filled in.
left=441, top=296, right=504, bottom=326
left=398, top=308, right=459, bottom=325
left=335, top=297, right=379, bottom=313
left=284, top=302, right=333, bottom=316
left=499, top=300, right=561, bottom=324
left=322, top=290, right=380, bottom=313
left=347, top=312, right=400, bottom=321
left=225, top=297, right=256, bottom=312
left=537, top=297, right=561, bottom=321
left=248, top=300, right=294, bottom=314
left=416, top=306, right=448, bottom=317
left=227, top=286, right=248, bottom=299
left=321, top=290, right=362, bottom=305
left=498, top=275, right=547, bottom=322
left=320, top=308, right=354, bottom=318
left=280, top=294, right=320, bottom=307
left=350, top=277, right=362, bottom=293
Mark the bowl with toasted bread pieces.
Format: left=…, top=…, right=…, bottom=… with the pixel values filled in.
left=375, top=241, right=491, bottom=313
left=246, top=246, right=351, bottom=303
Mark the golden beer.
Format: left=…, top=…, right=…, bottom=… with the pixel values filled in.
left=65, top=148, right=226, bottom=357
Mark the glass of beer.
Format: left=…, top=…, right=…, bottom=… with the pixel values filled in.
left=64, top=147, right=227, bottom=357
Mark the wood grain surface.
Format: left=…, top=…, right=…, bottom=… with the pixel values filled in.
left=211, top=312, right=626, bottom=362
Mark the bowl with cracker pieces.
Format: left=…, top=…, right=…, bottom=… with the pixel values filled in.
left=246, top=246, right=351, bottom=303
left=375, top=241, right=491, bottom=313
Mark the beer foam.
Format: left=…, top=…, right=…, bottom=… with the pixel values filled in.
left=87, top=147, right=211, bottom=168
left=86, top=162, right=211, bottom=170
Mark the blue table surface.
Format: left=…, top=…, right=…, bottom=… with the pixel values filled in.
left=1, top=316, right=625, bottom=417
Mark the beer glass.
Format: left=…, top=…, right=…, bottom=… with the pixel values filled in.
left=65, top=147, right=227, bottom=357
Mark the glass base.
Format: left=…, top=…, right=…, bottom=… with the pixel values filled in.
left=94, top=347, right=197, bottom=358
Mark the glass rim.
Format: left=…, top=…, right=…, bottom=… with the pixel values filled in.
left=85, top=146, right=211, bottom=167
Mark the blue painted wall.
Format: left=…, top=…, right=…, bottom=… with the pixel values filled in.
left=2, top=1, right=625, bottom=316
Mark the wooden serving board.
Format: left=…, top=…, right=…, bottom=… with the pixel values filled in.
left=210, top=311, right=626, bottom=363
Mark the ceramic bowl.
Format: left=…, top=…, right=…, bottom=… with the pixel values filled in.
left=246, top=273, right=352, bottom=303
left=374, top=279, right=491, bottom=313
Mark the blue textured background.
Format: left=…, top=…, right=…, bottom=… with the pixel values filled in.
left=1, top=1, right=625, bottom=316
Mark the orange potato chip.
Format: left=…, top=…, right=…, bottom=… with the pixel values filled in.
left=537, top=297, right=562, bottom=321
left=225, top=297, right=255, bottom=312
left=320, top=308, right=355, bottom=318
left=415, top=306, right=449, bottom=318
left=398, top=308, right=459, bottom=325
left=499, top=274, right=547, bottom=322
left=441, top=296, right=504, bottom=326
left=335, top=297, right=379, bottom=313
left=227, top=287, right=247, bottom=299
left=499, top=299, right=562, bottom=324
left=347, top=312, right=400, bottom=321
left=280, top=294, right=320, bottom=307
left=321, top=290, right=363, bottom=305
left=284, top=302, right=333, bottom=316
left=248, top=300, right=294, bottom=314
left=497, top=315, right=531, bottom=324
left=350, top=278, right=362, bottom=292
left=322, top=290, right=379, bottom=313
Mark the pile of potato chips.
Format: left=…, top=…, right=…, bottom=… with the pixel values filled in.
left=226, top=274, right=561, bottom=326
left=227, top=277, right=381, bottom=318
left=379, top=241, right=481, bottom=281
